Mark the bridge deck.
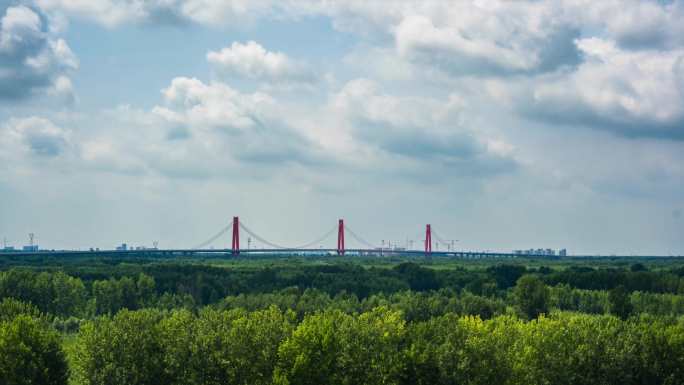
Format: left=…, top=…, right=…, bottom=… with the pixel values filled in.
left=1, top=248, right=534, bottom=258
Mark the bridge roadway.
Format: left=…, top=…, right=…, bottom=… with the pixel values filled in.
left=1, top=248, right=530, bottom=258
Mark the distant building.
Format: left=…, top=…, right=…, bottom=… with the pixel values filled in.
left=559, top=249, right=567, bottom=257
left=512, top=248, right=564, bottom=257
left=2, top=246, right=15, bottom=252
left=22, top=245, right=39, bottom=252
left=133, top=246, right=157, bottom=251
left=116, top=243, right=128, bottom=251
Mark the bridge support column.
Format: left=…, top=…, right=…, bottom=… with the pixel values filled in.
left=337, top=219, right=345, bottom=255
left=425, top=224, right=432, bottom=257
left=232, top=216, right=240, bottom=255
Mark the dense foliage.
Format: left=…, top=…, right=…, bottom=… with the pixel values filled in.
left=69, top=307, right=684, bottom=385
left=2, top=259, right=684, bottom=319
left=0, top=308, right=68, bottom=385
left=1, top=255, right=684, bottom=384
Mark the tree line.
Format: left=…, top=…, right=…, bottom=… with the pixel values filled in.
left=3, top=266, right=684, bottom=321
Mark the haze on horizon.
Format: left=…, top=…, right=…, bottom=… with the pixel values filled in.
left=0, top=0, right=682, bottom=255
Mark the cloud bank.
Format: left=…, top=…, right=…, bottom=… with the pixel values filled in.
left=0, top=0, right=682, bottom=254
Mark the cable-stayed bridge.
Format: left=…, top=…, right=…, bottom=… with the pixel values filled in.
left=2, top=217, right=532, bottom=259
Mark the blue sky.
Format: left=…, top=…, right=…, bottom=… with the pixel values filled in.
left=1, top=0, right=683, bottom=255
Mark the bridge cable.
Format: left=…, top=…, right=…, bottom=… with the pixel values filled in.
left=431, top=228, right=457, bottom=249
left=343, top=224, right=380, bottom=249
left=412, top=232, right=424, bottom=248
left=239, top=222, right=338, bottom=250
left=192, top=222, right=233, bottom=249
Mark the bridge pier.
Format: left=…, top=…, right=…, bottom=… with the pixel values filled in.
left=425, top=224, right=432, bottom=257
left=232, top=216, right=240, bottom=255
left=337, top=219, right=345, bottom=255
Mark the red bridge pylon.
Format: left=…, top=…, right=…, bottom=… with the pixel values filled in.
left=425, top=224, right=432, bottom=256
left=232, top=216, right=240, bottom=255
left=337, top=219, right=345, bottom=255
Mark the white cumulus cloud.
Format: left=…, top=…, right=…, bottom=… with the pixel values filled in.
left=0, top=116, right=72, bottom=158
left=107, top=77, right=327, bottom=177
left=35, top=0, right=276, bottom=27
left=207, top=41, right=316, bottom=85
left=393, top=2, right=580, bottom=76
left=518, top=38, right=684, bottom=139
left=0, top=5, right=77, bottom=100
left=332, top=78, right=517, bottom=176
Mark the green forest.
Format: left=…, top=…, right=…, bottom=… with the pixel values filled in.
left=2, top=254, right=684, bottom=385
